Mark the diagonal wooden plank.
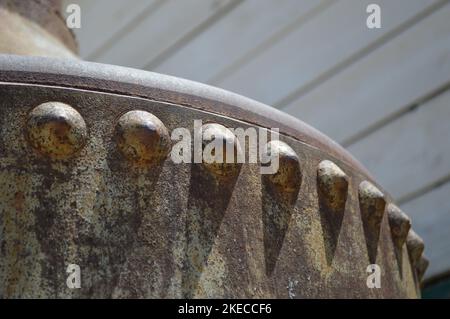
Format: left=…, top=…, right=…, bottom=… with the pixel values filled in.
left=69, top=0, right=158, bottom=58
left=214, top=0, right=438, bottom=106
left=282, top=1, right=450, bottom=145
left=91, top=0, right=238, bottom=68
left=151, top=0, right=331, bottom=83
left=347, top=88, right=450, bottom=201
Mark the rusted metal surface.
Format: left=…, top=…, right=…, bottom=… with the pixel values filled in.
left=114, top=110, right=171, bottom=166
left=263, top=141, right=301, bottom=195
left=0, top=55, right=373, bottom=178
left=0, top=68, right=427, bottom=298
left=0, top=0, right=427, bottom=298
left=26, top=102, right=88, bottom=159
left=387, top=204, right=411, bottom=251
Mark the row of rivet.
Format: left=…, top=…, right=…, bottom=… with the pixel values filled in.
left=358, top=180, right=426, bottom=280
left=25, top=102, right=427, bottom=280
left=26, top=102, right=171, bottom=164
left=255, top=125, right=426, bottom=279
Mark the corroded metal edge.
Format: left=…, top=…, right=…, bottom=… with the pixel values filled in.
left=0, top=54, right=371, bottom=178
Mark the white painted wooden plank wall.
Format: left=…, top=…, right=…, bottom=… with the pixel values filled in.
left=282, top=1, right=450, bottom=145
left=64, top=0, right=450, bottom=280
left=212, top=0, right=439, bottom=105
left=347, top=88, right=450, bottom=201
left=151, top=0, right=332, bottom=82
left=75, top=0, right=156, bottom=58
left=89, top=0, right=239, bottom=68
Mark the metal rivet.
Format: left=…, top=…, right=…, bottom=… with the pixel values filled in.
left=317, top=160, right=348, bottom=265
left=27, top=102, right=87, bottom=159
left=262, top=140, right=301, bottom=193
left=201, top=123, right=241, bottom=177
left=317, top=160, right=348, bottom=212
left=359, top=181, right=386, bottom=220
left=261, top=140, right=300, bottom=274
left=406, top=229, right=424, bottom=266
left=115, top=110, right=171, bottom=165
left=358, top=180, right=386, bottom=263
left=416, top=255, right=429, bottom=282
left=387, top=204, right=411, bottom=250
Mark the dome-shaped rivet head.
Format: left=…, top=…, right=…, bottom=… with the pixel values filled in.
left=359, top=181, right=386, bottom=220
left=115, top=110, right=171, bottom=165
left=387, top=204, right=411, bottom=250
left=358, top=181, right=386, bottom=263
left=416, top=255, right=429, bottom=282
left=406, top=229, right=425, bottom=266
left=26, top=102, right=87, bottom=159
left=262, top=140, right=301, bottom=193
left=317, top=160, right=348, bottom=212
left=201, top=123, right=241, bottom=177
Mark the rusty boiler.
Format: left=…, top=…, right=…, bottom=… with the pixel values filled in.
left=0, top=0, right=427, bottom=298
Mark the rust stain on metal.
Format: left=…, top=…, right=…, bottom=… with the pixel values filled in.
left=317, top=160, right=348, bottom=213
left=115, top=110, right=171, bottom=166
left=261, top=141, right=301, bottom=276
left=201, top=123, right=241, bottom=179
left=262, top=140, right=301, bottom=196
left=406, top=230, right=425, bottom=266
left=387, top=204, right=411, bottom=250
left=317, top=160, right=348, bottom=266
left=358, top=181, right=386, bottom=264
left=26, top=101, right=87, bottom=159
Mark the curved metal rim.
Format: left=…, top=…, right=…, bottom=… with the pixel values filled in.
left=0, top=54, right=372, bottom=179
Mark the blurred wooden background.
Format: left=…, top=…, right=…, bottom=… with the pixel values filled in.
left=65, top=0, right=450, bottom=280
